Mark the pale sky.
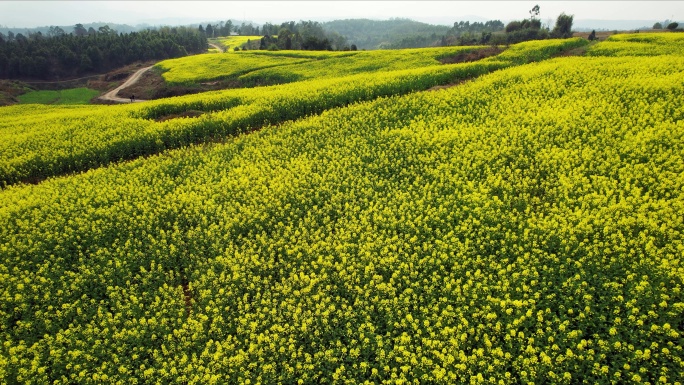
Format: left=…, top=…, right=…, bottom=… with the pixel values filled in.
left=1, top=1, right=682, bottom=28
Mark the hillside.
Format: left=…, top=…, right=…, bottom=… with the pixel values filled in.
left=1, top=34, right=683, bottom=383
left=323, top=18, right=451, bottom=50
left=0, top=39, right=586, bottom=187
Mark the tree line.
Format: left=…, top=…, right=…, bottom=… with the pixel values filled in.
left=258, top=21, right=348, bottom=51
left=322, top=19, right=451, bottom=50
left=201, top=20, right=348, bottom=51
left=0, top=26, right=208, bottom=80
left=442, top=7, right=574, bottom=46
left=317, top=12, right=573, bottom=51
left=441, top=20, right=506, bottom=46
left=653, top=21, right=680, bottom=30
left=503, top=7, right=575, bottom=44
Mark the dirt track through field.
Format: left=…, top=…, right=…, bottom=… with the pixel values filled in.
left=208, top=43, right=224, bottom=52
left=99, top=65, right=154, bottom=103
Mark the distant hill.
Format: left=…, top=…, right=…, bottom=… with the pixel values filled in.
left=323, top=18, right=450, bottom=50
left=569, top=19, right=681, bottom=32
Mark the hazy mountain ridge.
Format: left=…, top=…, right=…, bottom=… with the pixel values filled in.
left=322, top=18, right=451, bottom=50
left=2, top=17, right=676, bottom=38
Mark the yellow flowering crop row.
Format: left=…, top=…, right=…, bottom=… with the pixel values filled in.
left=156, top=45, right=483, bottom=85
left=1, top=45, right=683, bottom=383
left=0, top=39, right=585, bottom=187
left=156, top=53, right=312, bottom=84
left=588, top=32, right=684, bottom=57
left=214, top=35, right=264, bottom=51
left=235, top=46, right=490, bottom=86
left=155, top=41, right=581, bottom=86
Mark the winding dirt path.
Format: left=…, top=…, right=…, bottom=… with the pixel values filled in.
left=208, top=43, right=224, bottom=53
left=99, top=65, right=154, bottom=103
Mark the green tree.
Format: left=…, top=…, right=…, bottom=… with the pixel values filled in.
left=98, top=25, right=116, bottom=35
left=86, top=46, right=103, bottom=69
left=47, top=26, right=66, bottom=37
left=224, top=20, right=233, bottom=36
left=505, top=21, right=522, bottom=33
left=653, top=22, right=663, bottom=29
left=239, top=22, right=255, bottom=35
left=79, top=53, right=93, bottom=72
left=57, top=45, right=78, bottom=68
left=0, top=52, right=7, bottom=76
left=277, top=28, right=293, bottom=50
left=73, top=23, right=87, bottom=37
left=552, top=13, right=574, bottom=38
left=667, top=22, right=679, bottom=30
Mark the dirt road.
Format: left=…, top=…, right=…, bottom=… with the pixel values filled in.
left=99, top=65, right=154, bottom=103
left=208, top=43, right=224, bottom=53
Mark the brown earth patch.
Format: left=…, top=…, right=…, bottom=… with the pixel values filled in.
left=155, top=110, right=205, bottom=122
left=0, top=80, right=30, bottom=106
left=555, top=43, right=594, bottom=57
left=438, top=46, right=504, bottom=64
left=116, top=68, right=244, bottom=100
left=426, top=78, right=472, bottom=92
left=116, top=67, right=167, bottom=99
left=182, top=281, right=192, bottom=316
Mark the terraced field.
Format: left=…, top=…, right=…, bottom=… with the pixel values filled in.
left=0, top=38, right=586, bottom=187
left=155, top=45, right=502, bottom=85
left=1, top=33, right=683, bottom=384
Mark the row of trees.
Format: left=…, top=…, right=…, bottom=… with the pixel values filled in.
left=434, top=8, right=573, bottom=48
left=322, top=19, right=451, bottom=50
left=653, top=21, right=680, bottom=30
left=198, top=11, right=574, bottom=52
left=197, top=20, right=348, bottom=51
left=199, top=20, right=234, bottom=38
left=441, top=20, right=505, bottom=46
left=199, top=20, right=288, bottom=37
left=230, top=21, right=348, bottom=51
left=0, top=26, right=207, bottom=80
left=503, top=6, right=574, bottom=44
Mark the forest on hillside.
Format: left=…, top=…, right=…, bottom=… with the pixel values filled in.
left=0, top=26, right=207, bottom=80
left=238, top=20, right=349, bottom=51
left=322, top=18, right=452, bottom=50
left=0, top=7, right=578, bottom=82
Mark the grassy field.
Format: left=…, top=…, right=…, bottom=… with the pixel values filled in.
left=587, top=32, right=684, bottom=56
left=17, top=87, right=100, bottom=105
left=1, top=33, right=683, bottom=384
